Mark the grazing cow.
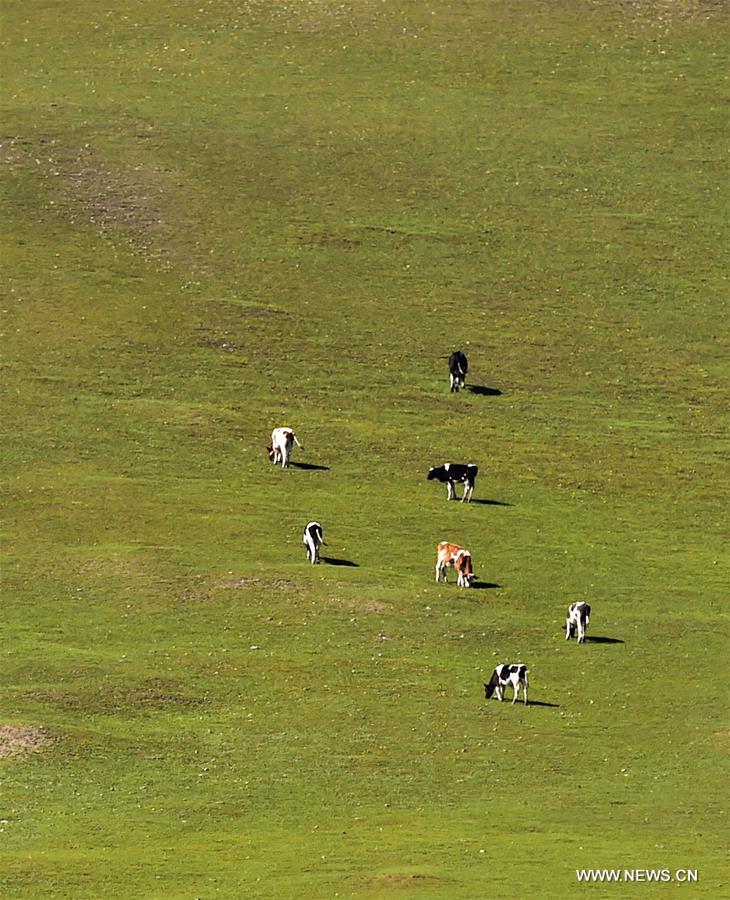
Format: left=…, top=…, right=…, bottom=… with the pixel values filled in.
left=267, top=427, right=301, bottom=469
left=448, top=350, right=468, bottom=393
left=566, top=601, right=591, bottom=644
left=427, top=463, right=478, bottom=502
left=485, top=664, right=529, bottom=705
left=303, top=521, right=325, bottom=565
left=435, top=540, right=475, bottom=587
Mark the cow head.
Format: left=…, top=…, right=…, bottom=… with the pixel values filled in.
left=427, top=467, right=437, bottom=480
left=266, top=444, right=275, bottom=461
left=484, top=680, right=497, bottom=700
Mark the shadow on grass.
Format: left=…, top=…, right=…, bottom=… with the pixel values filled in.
left=470, top=581, right=501, bottom=590
left=322, top=557, right=359, bottom=567
left=469, top=498, right=512, bottom=507
left=587, top=635, right=624, bottom=644
left=290, top=461, right=330, bottom=471
left=467, top=384, right=502, bottom=396
left=526, top=700, right=560, bottom=708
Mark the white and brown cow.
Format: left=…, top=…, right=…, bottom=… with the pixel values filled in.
left=484, top=664, right=529, bottom=705
left=566, top=601, right=591, bottom=643
left=267, top=427, right=301, bottom=469
left=435, top=541, right=475, bottom=587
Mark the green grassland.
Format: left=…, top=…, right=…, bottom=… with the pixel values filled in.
left=2, top=1, right=728, bottom=896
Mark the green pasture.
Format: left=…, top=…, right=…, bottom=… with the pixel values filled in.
left=2, top=1, right=728, bottom=896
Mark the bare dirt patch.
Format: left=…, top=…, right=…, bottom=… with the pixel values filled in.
left=222, top=576, right=262, bottom=589
left=0, top=725, right=51, bottom=760
left=336, top=597, right=389, bottom=615
left=26, top=679, right=205, bottom=714
left=351, top=872, right=443, bottom=892
left=218, top=576, right=297, bottom=592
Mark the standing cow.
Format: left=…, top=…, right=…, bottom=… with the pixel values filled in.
left=267, top=427, right=301, bottom=469
left=448, top=350, right=468, bottom=393
left=565, top=601, right=591, bottom=644
left=303, top=521, right=325, bottom=565
left=427, top=463, right=478, bottom=502
left=435, top=540, right=475, bottom=587
left=485, top=664, right=529, bottom=704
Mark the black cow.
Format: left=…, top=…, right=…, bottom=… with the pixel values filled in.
left=448, top=350, right=468, bottom=392
left=427, top=463, right=478, bottom=502
left=485, top=664, right=529, bottom=705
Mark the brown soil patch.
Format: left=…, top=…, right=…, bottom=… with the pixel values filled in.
left=223, top=576, right=262, bottom=589
left=26, top=679, right=205, bottom=714
left=707, top=728, right=730, bottom=748
left=218, top=576, right=297, bottom=592
left=0, top=725, right=51, bottom=759
left=351, top=872, right=443, bottom=892
left=336, top=597, right=389, bottom=614
left=273, top=579, right=295, bottom=591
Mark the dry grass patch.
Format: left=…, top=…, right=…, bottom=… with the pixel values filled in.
left=0, top=724, right=51, bottom=760
left=335, top=597, right=389, bottom=615
left=351, top=872, right=444, bottom=892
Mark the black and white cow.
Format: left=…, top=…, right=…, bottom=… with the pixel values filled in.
left=566, top=601, right=591, bottom=643
left=448, top=350, right=468, bottom=393
left=484, top=664, right=529, bottom=705
left=427, top=463, right=478, bottom=502
left=303, top=521, right=325, bottom=565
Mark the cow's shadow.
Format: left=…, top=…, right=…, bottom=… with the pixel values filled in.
left=586, top=635, right=624, bottom=645
left=322, top=557, right=358, bottom=567
left=483, top=699, right=559, bottom=709
left=290, top=462, right=330, bottom=471
left=467, top=385, right=502, bottom=397
left=470, top=581, right=501, bottom=590
left=469, top=498, right=512, bottom=507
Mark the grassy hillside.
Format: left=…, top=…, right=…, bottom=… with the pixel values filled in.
left=2, top=1, right=728, bottom=896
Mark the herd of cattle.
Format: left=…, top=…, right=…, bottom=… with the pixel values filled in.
left=267, top=353, right=593, bottom=706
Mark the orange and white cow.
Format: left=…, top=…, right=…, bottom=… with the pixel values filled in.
left=435, top=541, right=475, bottom=587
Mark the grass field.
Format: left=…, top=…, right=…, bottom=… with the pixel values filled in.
left=2, top=1, right=728, bottom=896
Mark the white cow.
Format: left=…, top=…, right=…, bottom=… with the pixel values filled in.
left=267, top=427, right=301, bottom=469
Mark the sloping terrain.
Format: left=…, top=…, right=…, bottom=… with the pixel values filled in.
left=2, top=1, right=728, bottom=896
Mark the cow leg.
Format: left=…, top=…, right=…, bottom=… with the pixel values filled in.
left=496, top=685, right=504, bottom=702
left=446, top=481, right=454, bottom=501
left=566, top=619, right=572, bottom=640
left=523, top=680, right=528, bottom=705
